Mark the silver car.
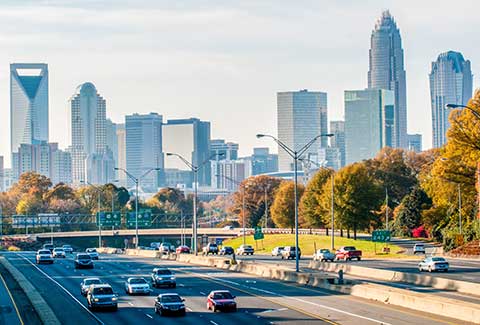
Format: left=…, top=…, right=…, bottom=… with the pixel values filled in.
left=271, top=246, right=284, bottom=256
left=418, top=257, right=449, bottom=272
left=125, top=277, right=150, bottom=295
left=80, top=277, right=102, bottom=296
left=313, top=249, right=335, bottom=262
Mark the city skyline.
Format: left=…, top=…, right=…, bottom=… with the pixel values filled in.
left=0, top=1, right=479, bottom=167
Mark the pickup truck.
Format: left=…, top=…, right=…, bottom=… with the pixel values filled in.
left=202, top=243, right=219, bottom=255
left=335, top=246, right=362, bottom=261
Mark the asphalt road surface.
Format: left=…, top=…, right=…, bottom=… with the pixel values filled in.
left=0, top=251, right=472, bottom=325
left=0, top=272, right=22, bottom=325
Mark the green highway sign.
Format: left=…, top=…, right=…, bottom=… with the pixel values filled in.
left=372, top=230, right=391, bottom=242
left=96, top=212, right=122, bottom=227
left=254, top=226, right=264, bottom=240
left=126, top=210, right=152, bottom=228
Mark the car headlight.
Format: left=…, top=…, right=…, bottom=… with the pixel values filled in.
left=170, top=277, right=176, bottom=280
left=94, top=298, right=99, bottom=302
left=162, top=304, right=169, bottom=309
left=112, top=297, right=117, bottom=301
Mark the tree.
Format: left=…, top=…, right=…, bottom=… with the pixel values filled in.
left=10, top=172, right=52, bottom=199
left=230, top=176, right=282, bottom=228
left=333, top=163, right=383, bottom=239
left=44, top=183, right=76, bottom=203
left=270, top=181, right=305, bottom=230
left=299, top=168, right=333, bottom=228
left=16, top=193, right=44, bottom=215
left=392, top=187, right=431, bottom=237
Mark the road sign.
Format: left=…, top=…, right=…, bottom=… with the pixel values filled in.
left=254, top=226, right=264, bottom=240
left=126, top=210, right=152, bottom=228
left=216, top=238, right=223, bottom=245
left=372, top=230, right=391, bottom=242
left=97, top=212, right=122, bottom=227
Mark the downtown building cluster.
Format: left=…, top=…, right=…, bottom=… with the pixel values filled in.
left=276, top=11, right=473, bottom=173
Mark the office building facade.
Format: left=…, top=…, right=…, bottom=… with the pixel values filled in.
left=116, top=123, right=126, bottom=186
left=125, top=113, right=163, bottom=191
left=210, top=139, right=239, bottom=161
left=329, top=121, right=346, bottom=168
left=345, top=89, right=395, bottom=164
left=211, top=159, right=247, bottom=191
left=368, top=11, right=407, bottom=148
left=250, top=147, right=278, bottom=175
left=277, top=90, right=328, bottom=171
left=407, top=134, right=423, bottom=153
left=430, top=51, right=472, bottom=148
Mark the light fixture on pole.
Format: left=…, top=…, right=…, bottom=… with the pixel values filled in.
left=114, top=167, right=161, bottom=248
left=257, top=133, right=334, bottom=272
left=166, top=152, right=224, bottom=255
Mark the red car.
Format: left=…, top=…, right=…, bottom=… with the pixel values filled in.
left=176, top=245, right=190, bottom=254
left=207, top=290, right=237, bottom=312
left=335, top=246, right=362, bottom=261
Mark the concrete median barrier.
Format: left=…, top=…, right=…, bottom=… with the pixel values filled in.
left=308, top=260, right=480, bottom=297
left=0, top=256, right=60, bottom=325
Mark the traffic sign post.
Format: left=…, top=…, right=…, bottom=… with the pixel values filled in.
left=253, top=226, right=264, bottom=240
left=97, top=212, right=122, bottom=227
left=126, top=210, right=152, bottom=228
left=372, top=229, right=391, bottom=254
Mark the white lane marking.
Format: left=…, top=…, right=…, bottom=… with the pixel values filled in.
left=179, top=284, right=185, bottom=287
left=261, top=308, right=288, bottom=314
left=15, top=253, right=105, bottom=325
left=187, top=270, right=392, bottom=325
left=210, top=321, right=219, bottom=325
left=200, top=291, right=206, bottom=295
left=145, top=314, right=153, bottom=319
left=128, top=302, right=134, bottom=306
left=186, top=307, right=193, bottom=312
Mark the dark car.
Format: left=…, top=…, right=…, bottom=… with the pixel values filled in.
left=151, top=268, right=176, bottom=288
left=207, top=290, right=237, bottom=312
left=155, top=293, right=186, bottom=316
left=219, top=246, right=234, bottom=255
left=43, top=243, right=54, bottom=252
left=75, top=253, right=94, bottom=269
left=86, top=284, right=118, bottom=311
left=281, top=246, right=301, bottom=260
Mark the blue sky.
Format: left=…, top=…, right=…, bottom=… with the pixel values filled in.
left=0, top=0, right=478, bottom=166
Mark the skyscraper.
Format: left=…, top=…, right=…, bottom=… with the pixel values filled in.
left=407, top=134, right=422, bottom=153
left=330, top=121, right=346, bottom=168
left=430, top=51, right=472, bottom=148
left=277, top=90, right=328, bottom=171
left=163, top=118, right=211, bottom=186
left=345, top=89, right=395, bottom=164
left=70, top=82, right=110, bottom=184
left=368, top=11, right=407, bottom=148
left=10, top=63, right=49, bottom=179
left=210, top=139, right=239, bottom=161
left=125, top=113, right=163, bottom=191
left=116, top=124, right=126, bottom=186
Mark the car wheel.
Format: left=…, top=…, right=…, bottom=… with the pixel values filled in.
left=213, top=306, right=217, bottom=313
left=232, top=306, right=237, bottom=312
left=112, top=306, right=118, bottom=311
left=154, top=307, right=158, bottom=314
left=418, top=266, right=422, bottom=272
left=444, top=269, right=448, bottom=272
left=357, top=257, right=361, bottom=261
left=428, top=266, right=432, bottom=273
left=172, top=284, right=176, bottom=288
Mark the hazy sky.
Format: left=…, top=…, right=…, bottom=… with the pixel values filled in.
left=1, top=0, right=478, bottom=167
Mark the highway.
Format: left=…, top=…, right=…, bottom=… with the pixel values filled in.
left=0, top=252, right=470, bottom=325
left=0, top=272, right=22, bottom=325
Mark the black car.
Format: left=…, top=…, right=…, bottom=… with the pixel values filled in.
left=155, top=293, right=186, bottom=316
left=75, top=253, right=94, bottom=269
left=220, top=246, right=234, bottom=255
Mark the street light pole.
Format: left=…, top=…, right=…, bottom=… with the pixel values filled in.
left=167, top=152, right=224, bottom=255
left=258, top=133, right=334, bottom=272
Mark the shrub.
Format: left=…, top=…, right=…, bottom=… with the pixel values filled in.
left=7, top=245, right=20, bottom=251
left=412, top=225, right=428, bottom=238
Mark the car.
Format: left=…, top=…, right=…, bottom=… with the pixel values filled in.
left=220, top=246, right=234, bottom=255
left=413, top=243, right=426, bottom=255
left=335, top=246, right=362, bottom=261
left=207, top=290, right=237, bottom=312
left=175, top=245, right=190, bottom=254
left=52, top=247, right=66, bottom=258
left=271, top=246, right=284, bottom=257
left=236, top=244, right=254, bottom=255
left=150, top=242, right=161, bottom=250
left=313, top=249, right=335, bottom=262
left=154, top=293, right=186, bottom=316
left=125, top=277, right=150, bottom=295
left=159, top=242, right=174, bottom=254
left=281, top=246, right=301, bottom=260
left=86, top=284, right=118, bottom=311
left=80, top=277, right=103, bottom=296
left=418, top=257, right=449, bottom=272
left=74, top=253, right=94, bottom=269
left=202, top=243, right=219, bottom=255
left=86, top=248, right=99, bottom=260
left=151, top=268, right=176, bottom=288
left=62, top=245, right=73, bottom=254
left=36, top=249, right=54, bottom=264
left=42, top=243, right=54, bottom=252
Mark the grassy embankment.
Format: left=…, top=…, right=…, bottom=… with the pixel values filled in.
left=223, top=234, right=409, bottom=259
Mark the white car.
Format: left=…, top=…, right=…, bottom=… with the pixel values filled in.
left=52, top=247, right=66, bottom=258
left=271, top=246, right=284, bottom=256
left=236, top=244, right=254, bottom=255
left=86, top=248, right=99, bottom=260
left=418, top=257, right=449, bottom=272
left=62, top=245, right=73, bottom=254
left=413, top=243, right=426, bottom=255
left=36, top=249, right=54, bottom=264
left=313, top=249, right=335, bottom=262
left=80, top=277, right=102, bottom=296
left=125, top=277, right=150, bottom=295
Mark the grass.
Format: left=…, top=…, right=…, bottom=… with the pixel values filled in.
left=223, top=234, right=409, bottom=259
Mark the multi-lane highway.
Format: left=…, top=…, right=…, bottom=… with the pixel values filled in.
left=0, top=251, right=470, bottom=325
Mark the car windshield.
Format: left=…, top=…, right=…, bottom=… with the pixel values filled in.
left=432, top=257, right=446, bottom=262
left=54, top=248, right=64, bottom=252
left=78, top=255, right=91, bottom=260
left=93, top=287, right=113, bottom=295
left=213, top=292, right=233, bottom=299
left=38, top=250, right=50, bottom=255
left=344, top=247, right=356, bottom=251
left=85, top=279, right=101, bottom=285
left=415, top=244, right=424, bottom=248
left=223, top=246, right=232, bottom=250
left=320, top=249, right=330, bottom=253
left=278, top=247, right=284, bottom=250
left=155, top=269, right=171, bottom=275
left=244, top=245, right=252, bottom=249
left=130, top=278, right=147, bottom=284
left=161, top=295, right=182, bottom=303
left=209, top=244, right=217, bottom=247
left=63, top=245, right=72, bottom=248
left=87, top=249, right=97, bottom=252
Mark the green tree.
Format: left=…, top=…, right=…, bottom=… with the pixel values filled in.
left=299, top=168, right=333, bottom=229
left=270, top=181, right=305, bottom=231
left=393, top=187, right=432, bottom=237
